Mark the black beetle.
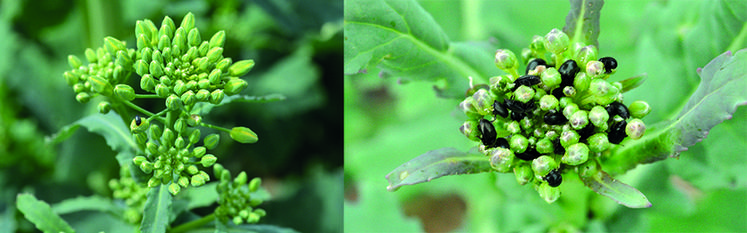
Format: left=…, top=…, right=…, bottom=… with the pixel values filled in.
left=543, top=110, right=568, bottom=125
left=512, top=75, right=541, bottom=91
left=599, top=57, right=617, bottom=74
left=135, top=115, right=142, bottom=126
left=493, top=100, right=509, bottom=118
left=505, top=99, right=535, bottom=114
left=605, top=102, right=630, bottom=119
left=544, top=169, right=562, bottom=187
left=515, top=146, right=541, bottom=161
left=478, top=119, right=497, bottom=147
left=608, top=120, right=627, bottom=144
left=577, top=123, right=596, bottom=140
left=558, top=60, right=580, bottom=87
left=494, top=138, right=509, bottom=149
left=525, top=58, right=547, bottom=74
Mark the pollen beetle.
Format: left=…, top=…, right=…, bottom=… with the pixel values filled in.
left=544, top=169, right=562, bottom=187
left=493, top=100, right=509, bottom=118
left=135, top=115, right=142, bottom=126
left=558, top=59, right=580, bottom=87
left=608, top=120, right=627, bottom=144
left=515, top=146, right=540, bottom=161
left=525, top=58, right=547, bottom=74
left=599, top=57, right=617, bottom=74
left=512, top=75, right=541, bottom=91
left=543, top=110, right=567, bottom=125
left=478, top=119, right=497, bottom=147
left=605, top=102, right=630, bottom=119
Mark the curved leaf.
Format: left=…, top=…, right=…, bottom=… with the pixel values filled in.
left=684, top=0, right=747, bottom=79
left=48, top=112, right=138, bottom=166
left=563, top=0, right=604, bottom=47
left=51, top=196, right=118, bottom=215
left=344, top=0, right=496, bottom=98
left=580, top=170, right=651, bottom=208
left=386, top=147, right=491, bottom=191
left=140, top=185, right=172, bottom=233
left=603, top=49, right=747, bottom=175
left=619, top=74, right=647, bottom=93
left=16, top=193, right=75, bottom=233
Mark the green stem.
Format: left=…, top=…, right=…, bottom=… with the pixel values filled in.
left=200, top=123, right=232, bottom=133
left=169, top=213, right=216, bottom=233
left=135, top=94, right=161, bottom=99
left=122, top=100, right=155, bottom=117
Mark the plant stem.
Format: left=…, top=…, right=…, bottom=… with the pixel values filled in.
left=200, top=123, right=232, bottom=133
left=135, top=94, right=161, bottom=99
left=169, top=213, right=216, bottom=233
left=122, top=100, right=155, bottom=117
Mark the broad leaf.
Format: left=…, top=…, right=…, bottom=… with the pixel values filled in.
left=16, top=193, right=76, bottom=233
left=47, top=112, right=138, bottom=166
left=140, top=185, right=172, bottom=233
left=563, top=0, right=604, bottom=47
left=603, top=49, right=747, bottom=175
left=386, top=147, right=491, bottom=191
left=344, top=0, right=496, bottom=98
left=51, top=196, right=118, bottom=215
left=579, top=170, right=652, bottom=208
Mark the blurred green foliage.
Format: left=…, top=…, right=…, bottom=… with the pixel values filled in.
left=0, top=0, right=342, bottom=232
left=345, top=0, right=746, bottom=232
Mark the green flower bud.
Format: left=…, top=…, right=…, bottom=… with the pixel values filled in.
left=188, top=28, right=201, bottom=47
left=137, top=34, right=150, bottom=50
left=162, top=15, right=176, bottom=36
left=200, top=154, right=217, bottom=167
left=134, top=60, right=148, bottom=77
left=573, top=72, right=590, bottom=92
left=210, top=89, right=224, bottom=104
left=98, top=101, right=111, bottom=114
left=586, top=79, right=619, bottom=106
left=171, top=80, right=185, bottom=96
left=104, top=37, right=126, bottom=54
left=181, top=90, right=196, bottom=106
left=539, top=182, right=560, bottom=204
left=520, top=118, right=533, bottom=130
left=249, top=177, right=262, bottom=192
left=514, top=164, right=534, bottom=185
left=529, top=35, right=546, bottom=53
left=532, top=155, right=558, bottom=177
left=173, top=137, right=185, bottom=149
left=198, top=41, right=210, bottom=57
left=230, top=127, right=258, bottom=144
left=506, top=121, right=521, bottom=134
left=184, top=46, right=198, bottom=62
left=176, top=176, right=189, bottom=188
left=134, top=132, right=148, bottom=146
left=586, top=60, right=605, bottom=79
left=162, top=128, right=175, bottom=146
left=228, top=59, right=255, bottom=77
left=112, top=65, right=126, bottom=83
left=628, top=101, right=651, bottom=118
left=234, top=171, right=248, bottom=186
left=562, top=143, right=589, bottom=165
left=543, top=28, right=570, bottom=55
left=626, top=119, right=646, bottom=139
left=140, top=47, right=153, bottom=62
left=149, top=123, right=163, bottom=139
left=68, top=55, right=83, bottom=69
left=494, top=49, right=518, bottom=72
left=541, top=67, right=561, bottom=88
left=166, top=94, right=183, bottom=110
left=186, top=80, right=198, bottom=91
left=588, top=106, right=609, bottom=128
left=536, top=138, right=554, bottom=154
left=191, top=174, right=206, bottom=186
left=563, top=86, right=576, bottom=97
left=539, top=95, right=559, bottom=111
left=173, top=119, right=186, bottom=134
left=204, top=133, right=220, bottom=150
left=73, top=83, right=86, bottom=93
left=195, top=89, right=210, bottom=102
left=560, top=130, right=580, bottom=148
left=197, top=79, right=210, bottom=90
left=570, top=110, right=589, bottom=130
left=172, top=29, right=187, bottom=50
left=187, top=114, right=202, bottom=127
left=577, top=159, right=600, bottom=178
left=193, top=146, right=207, bottom=158
left=514, top=86, right=535, bottom=103
left=179, top=12, right=195, bottom=31
left=588, top=133, right=610, bottom=152
left=84, top=48, right=97, bottom=63
left=169, top=182, right=181, bottom=195
left=149, top=60, right=164, bottom=77
left=189, top=129, right=201, bottom=145
left=209, top=68, right=222, bottom=85
left=146, top=141, right=159, bottom=155
left=133, top=155, right=148, bottom=166
left=209, top=30, right=226, bottom=49
left=576, top=45, right=598, bottom=69
left=562, top=103, right=579, bottom=120
left=207, top=47, right=223, bottom=63
left=459, top=120, right=479, bottom=142
left=151, top=49, right=164, bottom=64
left=216, top=58, right=232, bottom=71
left=63, top=71, right=78, bottom=86
left=140, top=161, right=154, bottom=174
left=158, top=34, right=171, bottom=51
left=148, top=177, right=160, bottom=188
left=509, top=134, right=528, bottom=153
left=114, top=84, right=136, bottom=101
left=130, top=117, right=149, bottom=135
left=75, top=92, right=91, bottom=103
left=89, top=75, right=112, bottom=96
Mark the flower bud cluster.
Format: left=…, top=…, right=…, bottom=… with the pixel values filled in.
left=63, top=37, right=135, bottom=108
left=213, top=164, right=266, bottom=225
left=108, top=166, right=148, bottom=224
left=460, top=28, right=650, bottom=203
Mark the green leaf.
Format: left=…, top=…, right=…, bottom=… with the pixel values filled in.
left=683, top=0, right=747, bottom=80
left=563, top=0, right=603, bottom=47
left=51, top=196, right=118, bottom=215
left=45, top=124, right=81, bottom=144
left=16, top=193, right=76, bottom=233
left=579, top=170, right=652, bottom=208
left=385, top=147, right=491, bottom=191
left=183, top=182, right=218, bottom=210
left=618, top=74, right=647, bottom=93
left=48, top=112, right=138, bottom=166
left=140, top=185, right=172, bottom=233
left=603, top=49, right=747, bottom=175
left=344, top=0, right=496, bottom=98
